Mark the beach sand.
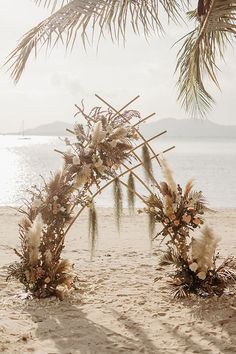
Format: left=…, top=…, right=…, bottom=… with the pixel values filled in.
left=0, top=207, right=235, bottom=354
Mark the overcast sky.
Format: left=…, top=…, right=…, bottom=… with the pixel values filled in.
left=0, top=0, right=235, bottom=133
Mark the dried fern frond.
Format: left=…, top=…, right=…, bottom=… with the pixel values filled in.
left=176, top=0, right=236, bottom=116
left=142, top=144, right=154, bottom=184
left=127, top=173, right=135, bottom=215
left=113, top=178, right=123, bottom=233
left=7, top=0, right=185, bottom=82
left=88, top=202, right=98, bottom=257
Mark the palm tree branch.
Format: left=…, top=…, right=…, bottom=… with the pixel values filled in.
left=7, top=0, right=184, bottom=82
left=176, top=0, right=236, bottom=117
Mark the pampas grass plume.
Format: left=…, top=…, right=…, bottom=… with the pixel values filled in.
left=160, top=157, right=177, bottom=194
left=191, top=225, right=220, bottom=273
left=27, top=213, right=43, bottom=266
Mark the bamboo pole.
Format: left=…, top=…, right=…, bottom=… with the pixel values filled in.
left=95, top=94, right=163, bottom=170
left=63, top=146, right=175, bottom=240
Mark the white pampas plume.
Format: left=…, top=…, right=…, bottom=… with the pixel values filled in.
left=160, top=157, right=177, bottom=194
left=110, top=127, right=127, bottom=140
left=91, top=121, right=106, bottom=145
left=191, top=225, right=220, bottom=273
left=27, top=214, right=43, bottom=266
left=75, top=164, right=91, bottom=188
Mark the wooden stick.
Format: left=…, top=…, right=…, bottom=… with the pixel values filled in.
left=62, top=146, right=175, bottom=241
left=133, top=112, right=156, bottom=127
left=95, top=94, right=164, bottom=171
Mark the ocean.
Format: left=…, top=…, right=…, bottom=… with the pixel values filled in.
left=0, top=135, right=235, bottom=208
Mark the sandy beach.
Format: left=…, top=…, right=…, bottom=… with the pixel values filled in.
left=0, top=207, right=236, bottom=354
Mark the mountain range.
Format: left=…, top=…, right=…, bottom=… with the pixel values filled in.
left=7, top=118, right=236, bottom=138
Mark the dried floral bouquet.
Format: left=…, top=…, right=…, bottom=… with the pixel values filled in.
left=142, top=158, right=236, bottom=298
left=8, top=96, right=173, bottom=299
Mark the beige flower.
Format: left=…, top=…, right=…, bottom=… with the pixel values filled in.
left=32, top=198, right=42, bottom=210
left=193, top=217, right=201, bottom=225
left=73, top=156, right=81, bottom=165
left=197, top=271, right=206, bottom=280
left=189, top=262, right=198, bottom=272
left=110, top=140, right=118, bottom=148
left=182, top=214, right=191, bottom=224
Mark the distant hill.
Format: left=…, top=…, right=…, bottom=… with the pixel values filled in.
left=18, top=121, right=73, bottom=136
left=7, top=118, right=236, bottom=137
left=140, top=118, right=236, bottom=138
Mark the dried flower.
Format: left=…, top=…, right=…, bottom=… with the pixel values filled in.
left=197, top=271, right=206, bottom=280
left=27, top=214, right=43, bottom=266
left=73, top=156, right=81, bottom=165
left=189, top=262, right=198, bottom=272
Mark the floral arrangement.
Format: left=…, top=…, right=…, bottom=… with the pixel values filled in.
left=8, top=96, right=173, bottom=299
left=143, top=158, right=206, bottom=259
left=142, top=158, right=236, bottom=298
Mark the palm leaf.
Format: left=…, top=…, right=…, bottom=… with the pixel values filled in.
left=176, top=0, right=236, bottom=117
left=7, top=0, right=184, bottom=82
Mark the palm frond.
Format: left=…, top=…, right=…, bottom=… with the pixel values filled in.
left=7, top=0, right=184, bottom=82
left=176, top=0, right=236, bottom=117
left=159, top=247, right=181, bottom=266
left=127, top=172, right=135, bottom=214
left=173, top=284, right=190, bottom=299
left=113, top=177, right=123, bottom=232
left=34, top=0, right=70, bottom=12
left=88, top=201, right=98, bottom=257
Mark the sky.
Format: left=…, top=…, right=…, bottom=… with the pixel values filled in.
left=0, top=0, right=236, bottom=133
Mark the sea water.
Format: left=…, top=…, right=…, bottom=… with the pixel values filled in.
left=0, top=135, right=235, bottom=208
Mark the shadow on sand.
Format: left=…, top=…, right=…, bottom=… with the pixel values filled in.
left=25, top=298, right=160, bottom=354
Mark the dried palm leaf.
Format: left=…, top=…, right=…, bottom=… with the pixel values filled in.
left=88, top=202, right=98, bottom=257
left=55, top=259, right=71, bottom=275
left=113, top=177, right=123, bottom=232
left=7, top=0, right=184, bottom=82
left=173, top=284, right=190, bottom=299
left=127, top=172, right=135, bottom=215
left=176, top=0, right=236, bottom=116
left=159, top=247, right=181, bottom=267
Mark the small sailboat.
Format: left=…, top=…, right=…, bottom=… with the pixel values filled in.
left=19, top=121, right=31, bottom=140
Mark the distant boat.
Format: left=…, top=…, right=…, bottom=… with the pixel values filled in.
left=19, top=121, right=31, bottom=140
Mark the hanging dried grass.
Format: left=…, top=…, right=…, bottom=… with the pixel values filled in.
left=88, top=202, right=98, bottom=258
left=142, top=145, right=154, bottom=183
left=148, top=212, right=156, bottom=245
left=127, top=173, right=135, bottom=215
left=113, top=178, right=123, bottom=233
